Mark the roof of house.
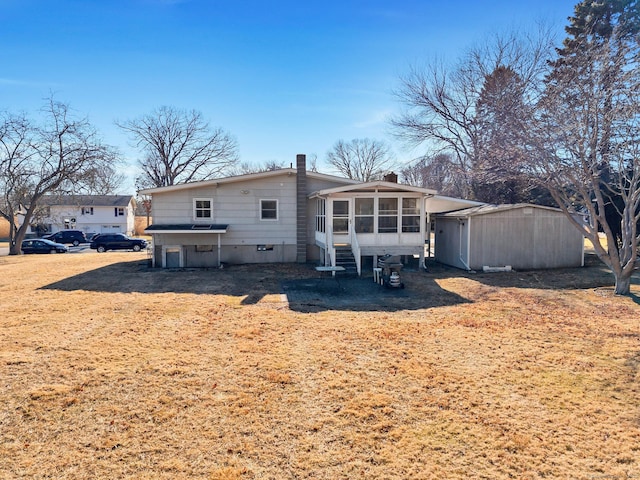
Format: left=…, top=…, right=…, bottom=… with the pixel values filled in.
left=40, top=195, right=134, bottom=207
left=438, top=203, right=564, bottom=217
left=309, top=180, right=438, bottom=197
left=138, top=168, right=359, bottom=195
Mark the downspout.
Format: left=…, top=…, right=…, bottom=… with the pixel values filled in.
left=423, top=193, right=434, bottom=268
left=327, top=196, right=335, bottom=267
left=420, top=196, right=427, bottom=269
left=458, top=217, right=471, bottom=271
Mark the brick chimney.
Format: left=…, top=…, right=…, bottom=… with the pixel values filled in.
left=383, top=172, right=398, bottom=183
left=296, top=154, right=307, bottom=263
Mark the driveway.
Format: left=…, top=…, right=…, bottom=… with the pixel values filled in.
left=0, top=243, right=94, bottom=256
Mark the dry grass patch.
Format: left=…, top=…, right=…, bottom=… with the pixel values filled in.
left=0, top=252, right=638, bottom=479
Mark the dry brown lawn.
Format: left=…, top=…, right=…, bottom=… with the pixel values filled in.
left=0, top=252, right=639, bottom=479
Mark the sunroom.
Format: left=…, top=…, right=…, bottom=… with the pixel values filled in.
left=310, top=181, right=438, bottom=275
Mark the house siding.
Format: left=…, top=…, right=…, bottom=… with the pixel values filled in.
left=149, top=172, right=350, bottom=267
left=152, top=175, right=297, bottom=245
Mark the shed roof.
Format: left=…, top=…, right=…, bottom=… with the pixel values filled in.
left=438, top=203, right=566, bottom=218
left=40, top=195, right=134, bottom=207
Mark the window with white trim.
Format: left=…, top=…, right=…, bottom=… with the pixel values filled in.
left=402, top=198, right=420, bottom=232
left=315, top=199, right=326, bottom=233
left=355, top=198, right=374, bottom=233
left=193, top=198, right=213, bottom=219
left=260, top=199, right=278, bottom=220
left=378, top=197, right=398, bottom=233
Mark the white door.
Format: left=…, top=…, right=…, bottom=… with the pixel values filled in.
left=332, top=199, right=351, bottom=245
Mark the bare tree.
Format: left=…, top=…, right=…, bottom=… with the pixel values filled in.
left=0, top=99, right=119, bottom=254
left=228, top=160, right=286, bottom=176
left=392, top=26, right=555, bottom=199
left=326, top=138, right=396, bottom=182
left=533, top=0, right=640, bottom=295
left=118, top=106, right=239, bottom=188
left=72, top=161, right=125, bottom=195
left=400, top=153, right=464, bottom=195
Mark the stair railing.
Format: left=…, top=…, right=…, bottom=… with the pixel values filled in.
left=349, top=228, right=361, bottom=276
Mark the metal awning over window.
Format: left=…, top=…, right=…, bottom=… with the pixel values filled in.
left=144, top=224, right=229, bottom=234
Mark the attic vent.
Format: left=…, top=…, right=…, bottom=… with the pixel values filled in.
left=191, top=224, right=214, bottom=230
left=523, top=208, right=533, bottom=215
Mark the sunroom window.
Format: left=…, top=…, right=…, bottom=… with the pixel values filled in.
left=355, top=198, right=374, bottom=233
left=402, top=198, right=420, bottom=232
left=378, top=198, right=398, bottom=233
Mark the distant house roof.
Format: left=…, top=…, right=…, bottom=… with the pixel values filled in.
left=40, top=195, right=134, bottom=207
left=438, top=203, right=564, bottom=217
left=145, top=224, right=228, bottom=234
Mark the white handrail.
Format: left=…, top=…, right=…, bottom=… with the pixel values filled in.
left=350, top=228, right=361, bottom=276
left=327, top=225, right=335, bottom=267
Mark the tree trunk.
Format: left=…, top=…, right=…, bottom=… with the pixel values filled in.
left=613, top=271, right=632, bottom=295
left=9, top=242, right=22, bottom=255
left=8, top=215, right=31, bottom=256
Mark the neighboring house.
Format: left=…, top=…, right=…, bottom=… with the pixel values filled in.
left=435, top=204, right=585, bottom=271
left=141, top=155, right=481, bottom=271
left=23, top=195, right=136, bottom=237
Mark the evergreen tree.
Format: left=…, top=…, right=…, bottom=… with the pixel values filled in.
left=536, top=0, right=640, bottom=295
left=473, top=65, right=535, bottom=204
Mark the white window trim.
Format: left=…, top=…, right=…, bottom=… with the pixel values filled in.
left=260, top=199, right=279, bottom=221
left=193, top=198, right=213, bottom=221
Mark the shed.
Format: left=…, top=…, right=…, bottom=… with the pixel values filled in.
left=435, top=204, right=584, bottom=271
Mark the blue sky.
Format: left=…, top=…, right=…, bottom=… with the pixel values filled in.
left=1, top=0, right=577, bottom=193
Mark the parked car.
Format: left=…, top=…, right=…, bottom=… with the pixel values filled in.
left=21, top=238, right=68, bottom=254
left=43, top=230, right=87, bottom=246
left=90, top=233, right=147, bottom=252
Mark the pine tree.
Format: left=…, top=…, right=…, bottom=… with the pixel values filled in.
left=537, top=0, right=640, bottom=295
left=473, top=65, right=534, bottom=203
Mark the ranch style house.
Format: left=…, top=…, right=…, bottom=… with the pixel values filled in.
left=141, top=154, right=481, bottom=272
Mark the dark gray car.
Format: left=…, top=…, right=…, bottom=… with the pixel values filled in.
left=43, top=230, right=87, bottom=246
left=21, top=238, right=68, bottom=254
left=90, top=233, right=147, bottom=252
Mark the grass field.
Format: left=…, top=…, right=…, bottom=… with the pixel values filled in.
left=0, top=252, right=639, bottom=479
